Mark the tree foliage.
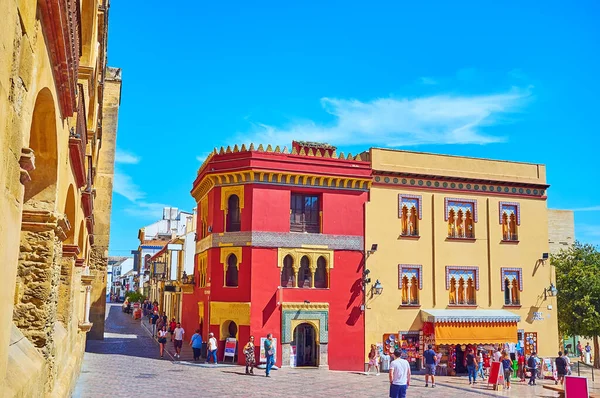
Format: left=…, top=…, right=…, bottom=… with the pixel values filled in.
left=124, top=291, right=145, bottom=303
left=553, top=242, right=600, bottom=367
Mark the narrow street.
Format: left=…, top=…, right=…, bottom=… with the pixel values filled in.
left=72, top=304, right=584, bottom=398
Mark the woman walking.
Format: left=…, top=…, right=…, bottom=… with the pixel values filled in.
left=190, top=329, right=203, bottom=361
left=502, top=352, right=513, bottom=390
left=243, top=336, right=256, bottom=375
left=366, top=344, right=380, bottom=375
left=157, top=325, right=168, bottom=358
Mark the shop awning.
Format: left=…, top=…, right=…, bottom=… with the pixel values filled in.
left=421, top=309, right=520, bottom=345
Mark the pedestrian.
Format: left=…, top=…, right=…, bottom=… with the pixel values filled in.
left=477, top=349, right=485, bottom=379
left=555, top=351, right=567, bottom=385
left=564, top=350, right=572, bottom=375
left=142, top=299, right=147, bottom=317
left=157, top=325, right=168, bottom=358
left=156, top=316, right=165, bottom=338
left=527, top=352, right=538, bottom=386
left=518, top=351, right=526, bottom=382
left=189, top=329, right=203, bottom=361
left=243, top=335, right=256, bottom=375
left=264, top=333, right=275, bottom=377
left=423, top=344, right=437, bottom=388
left=483, top=352, right=491, bottom=377
left=577, top=341, right=584, bottom=362
left=150, top=311, right=159, bottom=337
left=389, top=349, right=411, bottom=398
left=466, top=348, right=477, bottom=385
left=169, top=318, right=177, bottom=341
left=493, top=348, right=502, bottom=362
left=585, top=343, right=592, bottom=364
left=206, top=332, right=218, bottom=364
left=366, top=344, right=380, bottom=375
left=502, top=352, right=513, bottom=390
left=173, top=322, right=185, bottom=359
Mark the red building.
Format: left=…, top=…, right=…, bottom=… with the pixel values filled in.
left=182, top=141, right=370, bottom=370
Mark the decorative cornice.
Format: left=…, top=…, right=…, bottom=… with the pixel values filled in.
left=281, top=302, right=330, bottom=311
left=373, top=172, right=548, bottom=199
left=195, top=231, right=363, bottom=253
left=75, top=258, right=85, bottom=267
left=62, top=244, right=81, bottom=259
left=192, top=169, right=371, bottom=201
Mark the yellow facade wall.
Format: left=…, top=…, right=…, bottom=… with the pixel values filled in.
left=365, top=149, right=559, bottom=362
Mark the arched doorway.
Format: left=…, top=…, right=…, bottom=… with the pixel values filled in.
left=293, top=323, right=318, bottom=367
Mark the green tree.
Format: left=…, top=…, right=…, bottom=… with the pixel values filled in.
left=553, top=242, right=600, bottom=368
left=125, top=291, right=145, bottom=304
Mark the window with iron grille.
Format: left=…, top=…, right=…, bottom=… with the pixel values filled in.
left=290, top=194, right=320, bottom=233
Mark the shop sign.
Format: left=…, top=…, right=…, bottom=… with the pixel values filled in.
left=224, top=338, right=237, bottom=358
left=533, top=312, right=544, bottom=321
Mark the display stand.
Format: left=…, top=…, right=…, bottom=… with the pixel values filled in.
left=223, top=338, right=237, bottom=363
left=488, top=362, right=505, bottom=391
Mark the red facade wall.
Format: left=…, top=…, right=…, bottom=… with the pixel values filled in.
left=188, top=147, right=369, bottom=370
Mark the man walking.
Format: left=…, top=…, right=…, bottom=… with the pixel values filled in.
left=528, top=352, right=539, bottom=386
left=555, top=351, right=567, bottom=385
left=389, top=349, right=411, bottom=398
left=264, top=333, right=275, bottom=377
left=173, top=322, right=185, bottom=359
left=423, top=344, right=437, bottom=388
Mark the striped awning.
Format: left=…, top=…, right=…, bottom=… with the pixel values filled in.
left=421, top=309, right=521, bottom=324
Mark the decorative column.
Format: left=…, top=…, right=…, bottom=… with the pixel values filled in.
left=79, top=267, right=94, bottom=332
left=59, top=244, right=80, bottom=324
left=309, top=264, right=317, bottom=288
left=292, top=264, right=300, bottom=288
left=407, top=279, right=413, bottom=304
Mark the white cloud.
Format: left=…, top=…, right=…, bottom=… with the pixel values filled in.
left=238, top=88, right=531, bottom=147
left=124, top=202, right=168, bottom=218
left=113, top=171, right=144, bottom=202
left=573, top=206, right=600, bottom=212
left=419, top=77, right=438, bottom=85
left=115, top=150, right=140, bottom=164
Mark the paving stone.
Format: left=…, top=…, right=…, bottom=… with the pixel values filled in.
left=74, top=304, right=599, bottom=397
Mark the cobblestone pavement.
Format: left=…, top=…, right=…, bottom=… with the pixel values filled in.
left=74, top=304, right=593, bottom=397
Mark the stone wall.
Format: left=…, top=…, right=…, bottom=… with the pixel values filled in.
left=548, top=209, right=575, bottom=254
left=88, top=70, right=121, bottom=340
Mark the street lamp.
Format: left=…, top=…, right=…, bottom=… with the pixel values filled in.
left=544, top=283, right=558, bottom=299
left=182, top=271, right=188, bottom=284
left=372, top=279, right=383, bottom=295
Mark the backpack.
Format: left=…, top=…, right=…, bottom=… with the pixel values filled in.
left=527, top=356, right=535, bottom=368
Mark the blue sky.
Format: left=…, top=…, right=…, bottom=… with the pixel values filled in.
left=106, top=0, right=600, bottom=256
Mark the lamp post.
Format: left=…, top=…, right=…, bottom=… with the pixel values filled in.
left=372, top=279, right=383, bottom=295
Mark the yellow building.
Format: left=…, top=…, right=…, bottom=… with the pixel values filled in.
left=0, top=0, right=120, bottom=395
left=364, top=148, right=559, bottom=373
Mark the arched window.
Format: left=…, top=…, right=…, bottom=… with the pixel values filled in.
left=401, top=276, right=410, bottom=304
left=502, top=212, right=509, bottom=240
left=504, top=275, right=520, bottom=305
left=465, top=210, right=474, bottom=238
left=509, top=213, right=518, bottom=241
left=401, top=206, right=409, bottom=235
left=225, top=254, right=238, bottom=287
left=299, top=256, right=311, bottom=288
left=449, top=277, right=457, bottom=304
left=314, top=256, right=328, bottom=288
left=448, top=209, right=456, bottom=238
left=466, top=279, right=476, bottom=304
left=281, top=255, right=295, bottom=287
left=457, top=210, right=464, bottom=238
left=409, top=207, right=418, bottom=236
left=511, top=279, right=520, bottom=304
left=226, top=195, right=241, bottom=232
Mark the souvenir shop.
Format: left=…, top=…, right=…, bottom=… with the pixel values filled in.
left=420, top=309, right=521, bottom=376
left=380, top=331, right=423, bottom=371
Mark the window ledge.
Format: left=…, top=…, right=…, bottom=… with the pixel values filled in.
left=500, top=240, right=520, bottom=244
left=223, top=286, right=239, bottom=288
left=280, top=286, right=329, bottom=290
left=446, top=237, right=476, bottom=242
left=447, top=304, right=478, bottom=308
left=399, top=235, right=420, bottom=240
left=503, top=304, right=522, bottom=309
left=399, top=304, right=421, bottom=308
